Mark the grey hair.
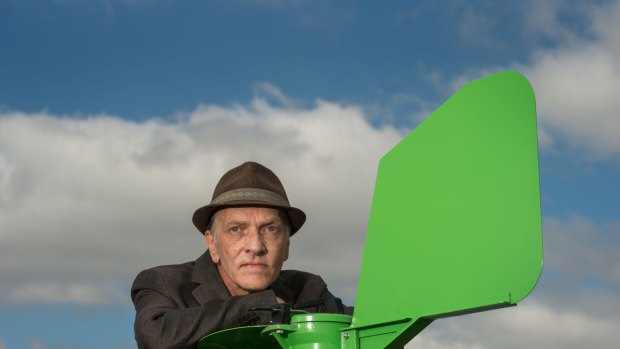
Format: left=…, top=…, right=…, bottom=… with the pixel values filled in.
left=207, top=209, right=291, bottom=241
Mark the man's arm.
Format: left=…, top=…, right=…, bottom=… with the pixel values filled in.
left=131, top=268, right=277, bottom=349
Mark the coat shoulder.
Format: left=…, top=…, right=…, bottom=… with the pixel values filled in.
left=131, top=260, right=196, bottom=296
left=278, top=269, right=327, bottom=298
left=134, top=260, right=195, bottom=281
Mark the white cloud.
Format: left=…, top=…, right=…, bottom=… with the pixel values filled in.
left=523, top=43, right=620, bottom=158
left=543, top=216, right=620, bottom=286
left=522, top=0, right=589, bottom=45
left=0, top=98, right=402, bottom=305
left=444, top=1, right=620, bottom=160
left=521, top=0, right=620, bottom=159
left=407, top=300, right=620, bottom=349
left=3, top=282, right=127, bottom=305
left=252, top=82, right=300, bottom=108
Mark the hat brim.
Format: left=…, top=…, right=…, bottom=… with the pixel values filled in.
left=192, top=200, right=306, bottom=236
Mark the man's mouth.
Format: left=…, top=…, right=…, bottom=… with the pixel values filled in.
left=241, top=262, right=268, bottom=269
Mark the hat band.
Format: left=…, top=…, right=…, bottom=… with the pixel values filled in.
left=211, top=188, right=290, bottom=207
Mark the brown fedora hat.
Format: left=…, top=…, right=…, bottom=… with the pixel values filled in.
left=192, top=161, right=306, bottom=236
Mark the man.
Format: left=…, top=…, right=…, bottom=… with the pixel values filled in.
left=131, top=161, right=347, bottom=349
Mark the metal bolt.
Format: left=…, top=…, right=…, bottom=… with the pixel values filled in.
left=343, top=333, right=350, bottom=339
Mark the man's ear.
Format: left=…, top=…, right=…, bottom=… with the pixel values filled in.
left=284, top=239, right=290, bottom=262
left=205, top=230, right=220, bottom=264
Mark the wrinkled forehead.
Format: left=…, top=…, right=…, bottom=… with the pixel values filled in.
left=215, top=206, right=286, bottom=224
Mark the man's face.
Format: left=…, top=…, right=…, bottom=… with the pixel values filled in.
left=205, top=207, right=290, bottom=296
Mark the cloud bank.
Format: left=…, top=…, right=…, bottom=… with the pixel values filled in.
left=0, top=94, right=402, bottom=306
left=444, top=0, right=620, bottom=160
left=2, top=5, right=620, bottom=349
left=522, top=1, right=620, bottom=159
left=2, top=88, right=618, bottom=348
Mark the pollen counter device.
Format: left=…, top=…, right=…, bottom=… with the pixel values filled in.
left=198, top=70, right=543, bottom=349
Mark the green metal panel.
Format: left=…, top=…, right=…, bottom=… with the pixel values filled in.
left=351, top=71, right=543, bottom=345
left=197, top=326, right=280, bottom=349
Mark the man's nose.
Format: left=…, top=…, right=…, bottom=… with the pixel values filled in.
left=244, top=227, right=266, bottom=255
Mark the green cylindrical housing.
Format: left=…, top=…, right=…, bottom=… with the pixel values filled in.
left=262, top=313, right=352, bottom=349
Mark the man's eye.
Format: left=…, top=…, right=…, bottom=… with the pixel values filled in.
left=229, top=227, right=240, bottom=234
left=265, top=225, right=277, bottom=233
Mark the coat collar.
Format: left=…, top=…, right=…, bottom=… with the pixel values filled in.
left=191, top=250, right=296, bottom=305
left=191, top=250, right=229, bottom=304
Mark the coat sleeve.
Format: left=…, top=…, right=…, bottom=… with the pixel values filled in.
left=131, top=268, right=277, bottom=349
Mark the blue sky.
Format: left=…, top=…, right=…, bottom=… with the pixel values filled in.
left=0, top=1, right=619, bottom=348
left=1, top=0, right=576, bottom=120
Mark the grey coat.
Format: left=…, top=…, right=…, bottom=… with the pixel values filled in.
left=131, top=251, right=340, bottom=349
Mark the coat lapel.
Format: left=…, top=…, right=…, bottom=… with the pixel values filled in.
left=270, top=275, right=295, bottom=303
left=191, top=250, right=230, bottom=305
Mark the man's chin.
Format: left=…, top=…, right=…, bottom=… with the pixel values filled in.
left=239, top=277, right=275, bottom=293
